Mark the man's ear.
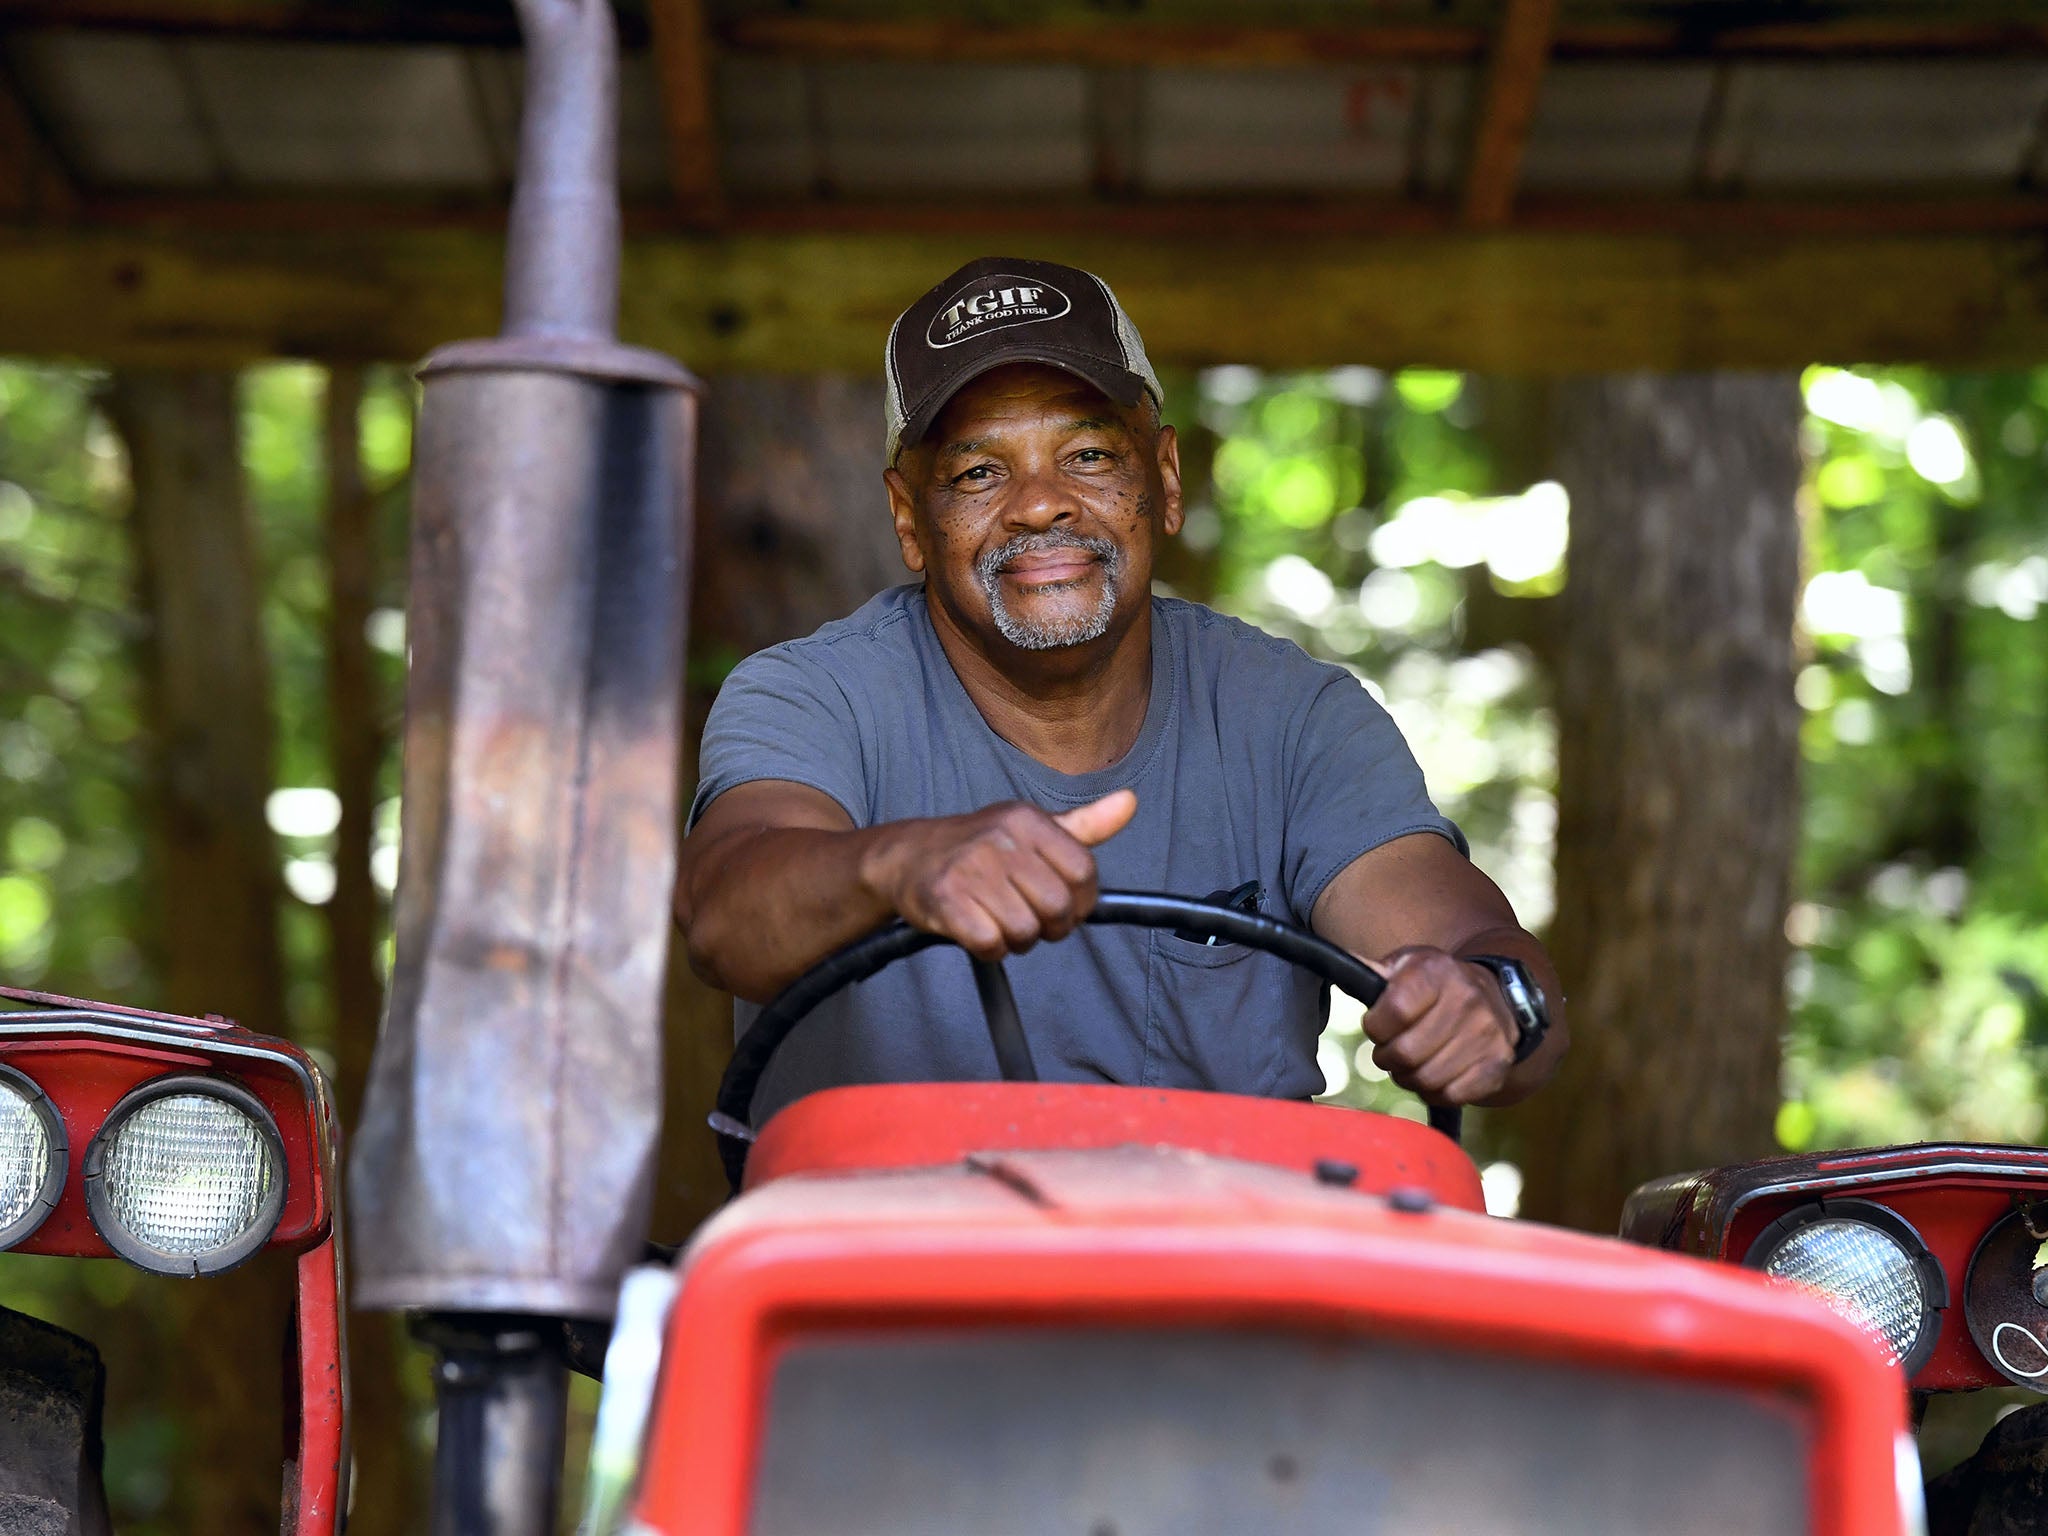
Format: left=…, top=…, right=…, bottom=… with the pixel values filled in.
left=1154, top=423, right=1185, bottom=537
left=883, top=464, right=927, bottom=574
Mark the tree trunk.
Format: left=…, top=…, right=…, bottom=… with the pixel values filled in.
left=323, top=364, right=381, bottom=1121
left=1510, top=373, right=1803, bottom=1232
left=107, top=369, right=293, bottom=1534
left=655, top=374, right=905, bottom=1236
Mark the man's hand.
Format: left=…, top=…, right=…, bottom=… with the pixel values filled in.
left=1361, top=946, right=1519, bottom=1106
left=860, top=789, right=1137, bottom=961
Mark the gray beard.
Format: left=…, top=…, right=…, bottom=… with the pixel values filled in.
left=976, top=530, right=1122, bottom=651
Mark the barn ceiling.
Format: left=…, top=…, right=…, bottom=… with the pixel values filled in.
left=1, top=1, right=2044, bottom=235
left=3, top=2, right=2047, bottom=372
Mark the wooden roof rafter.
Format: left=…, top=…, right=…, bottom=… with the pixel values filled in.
left=1462, top=0, right=1559, bottom=229
left=647, top=0, right=723, bottom=225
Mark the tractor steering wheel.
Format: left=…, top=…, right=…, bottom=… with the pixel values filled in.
left=712, top=889, right=1463, bottom=1189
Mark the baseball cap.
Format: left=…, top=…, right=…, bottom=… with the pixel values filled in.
left=884, top=256, right=1164, bottom=461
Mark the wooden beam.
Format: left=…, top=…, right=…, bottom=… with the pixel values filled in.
left=715, top=13, right=2048, bottom=66
left=714, top=16, right=1488, bottom=68
left=0, top=0, right=538, bottom=45
left=5, top=2, right=2044, bottom=61
left=4, top=223, right=2047, bottom=376
left=1571, top=16, right=2048, bottom=61
left=70, top=189, right=2048, bottom=242
left=646, top=0, right=723, bottom=225
left=1462, top=0, right=1560, bottom=230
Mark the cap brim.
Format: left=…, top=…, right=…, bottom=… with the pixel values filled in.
left=896, top=346, right=1149, bottom=458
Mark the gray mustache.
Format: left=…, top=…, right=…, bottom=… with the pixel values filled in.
left=976, top=530, right=1120, bottom=585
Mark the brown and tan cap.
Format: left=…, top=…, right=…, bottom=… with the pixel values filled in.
left=884, top=256, right=1164, bottom=461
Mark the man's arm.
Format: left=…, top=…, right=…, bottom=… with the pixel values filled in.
left=677, top=780, right=1137, bottom=1002
left=1311, top=831, right=1567, bottom=1108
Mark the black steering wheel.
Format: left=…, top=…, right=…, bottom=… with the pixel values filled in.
left=712, top=889, right=1464, bottom=1189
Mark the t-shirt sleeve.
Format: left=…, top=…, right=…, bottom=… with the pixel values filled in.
left=1282, top=670, right=1467, bottom=917
left=688, top=644, right=869, bottom=831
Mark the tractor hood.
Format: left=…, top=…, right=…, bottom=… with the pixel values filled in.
left=627, top=1084, right=1913, bottom=1536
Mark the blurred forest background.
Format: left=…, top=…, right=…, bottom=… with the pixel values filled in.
left=2, top=356, right=2046, bottom=1524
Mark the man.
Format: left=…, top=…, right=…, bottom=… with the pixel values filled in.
left=677, top=256, right=1565, bottom=1125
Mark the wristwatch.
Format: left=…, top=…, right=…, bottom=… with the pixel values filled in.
left=1461, top=954, right=1551, bottom=1064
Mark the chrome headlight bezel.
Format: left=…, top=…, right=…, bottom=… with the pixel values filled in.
left=83, top=1073, right=287, bottom=1277
left=1746, top=1198, right=1946, bottom=1374
left=0, top=1062, right=66, bottom=1252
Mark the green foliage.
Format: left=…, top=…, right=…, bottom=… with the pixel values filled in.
left=1777, top=368, right=2048, bottom=1152
left=1194, top=362, right=2048, bottom=1159
left=0, top=363, right=149, bottom=999
left=1175, top=367, right=1555, bottom=1127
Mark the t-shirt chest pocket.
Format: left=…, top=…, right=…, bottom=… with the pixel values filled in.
left=1156, top=878, right=1265, bottom=962
left=1151, top=930, right=1257, bottom=967
left=1141, top=879, right=1281, bottom=1093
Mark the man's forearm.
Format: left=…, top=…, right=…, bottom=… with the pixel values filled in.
left=679, top=822, right=902, bottom=1002
left=1452, top=921, right=1568, bottom=1107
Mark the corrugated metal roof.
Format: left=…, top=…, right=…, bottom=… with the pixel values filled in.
left=814, top=62, right=1091, bottom=195
left=185, top=42, right=498, bottom=188
left=6, top=12, right=2048, bottom=209
left=1731, top=61, right=2048, bottom=188
left=1139, top=67, right=1416, bottom=194
left=11, top=32, right=215, bottom=187
left=1520, top=63, right=1715, bottom=192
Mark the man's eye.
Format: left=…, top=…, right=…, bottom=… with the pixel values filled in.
left=952, top=464, right=998, bottom=485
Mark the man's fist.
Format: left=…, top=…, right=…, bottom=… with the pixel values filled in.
left=1361, top=946, right=1518, bottom=1106
left=860, top=790, right=1138, bottom=962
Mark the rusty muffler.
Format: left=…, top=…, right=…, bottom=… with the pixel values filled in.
left=346, top=1, right=695, bottom=1528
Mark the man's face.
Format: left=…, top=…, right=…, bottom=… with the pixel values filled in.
left=886, top=364, right=1182, bottom=658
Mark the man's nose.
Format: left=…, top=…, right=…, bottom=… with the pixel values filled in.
left=1001, top=462, right=1081, bottom=530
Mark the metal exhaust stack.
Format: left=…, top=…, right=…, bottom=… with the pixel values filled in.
left=346, top=0, right=695, bottom=1528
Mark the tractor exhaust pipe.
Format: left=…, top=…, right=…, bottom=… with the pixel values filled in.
left=418, top=1316, right=569, bottom=1536
left=347, top=0, right=696, bottom=1528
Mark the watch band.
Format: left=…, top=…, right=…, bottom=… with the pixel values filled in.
left=1462, top=954, right=1550, bottom=1064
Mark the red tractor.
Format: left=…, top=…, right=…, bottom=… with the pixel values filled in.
left=573, top=893, right=1952, bottom=1536
left=12, top=906, right=2048, bottom=1534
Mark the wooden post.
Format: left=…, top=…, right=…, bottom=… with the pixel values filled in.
left=1508, top=373, right=1803, bottom=1231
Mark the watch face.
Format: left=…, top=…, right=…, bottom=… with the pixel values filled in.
left=1467, top=955, right=1547, bottom=1062
left=1500, top=966, right=1536, bottom=1016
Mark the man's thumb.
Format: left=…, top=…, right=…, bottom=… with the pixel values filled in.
left=1054, top=788, right=1139, bottom=847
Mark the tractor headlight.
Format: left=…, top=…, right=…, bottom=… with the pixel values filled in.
left=84, top=1075, right=285, bottom=1276
left=0, top=1063, right=65, bottom=1250
left=1748, top=1200, right=1945, bottom=1373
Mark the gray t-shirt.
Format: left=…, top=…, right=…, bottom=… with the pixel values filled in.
left=691, top=584, right=1464, bottom=1124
